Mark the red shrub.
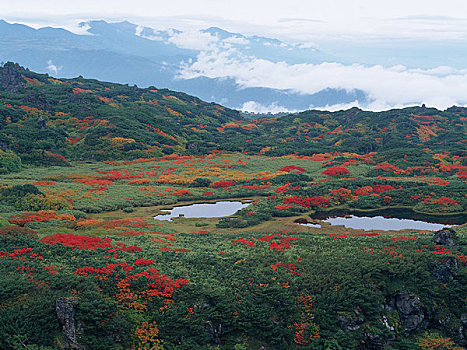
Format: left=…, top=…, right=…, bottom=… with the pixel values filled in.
left=232, top=237, right=255, bottom=247
left=270, top=263, right=300, bottom=275
left=282, top=196, right=329, bottom=208
left=134, top=258, right=154, bottom=266
left=372, top=185, right=396, bottom=193
left=40, top=233, right=113, bottom=250
left=274, top=205, right=293, bottom=210
left=321, top=166, right=350, bottom=177
left=274, top=183, right=291, bottom=193
left=392, top=236, right=416, bottom=241
left=9, top=211, right=75, bottom=226
left=279, top=165, right=306, bottom=173
left=211, top=181, right=236, bottom=188
left=0, top=225, right=38, bottom=239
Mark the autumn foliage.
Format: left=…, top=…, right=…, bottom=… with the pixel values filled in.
left=321, top=166, right=350, bottom=177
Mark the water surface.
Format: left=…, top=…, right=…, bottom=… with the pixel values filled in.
left=154, top=201, right=250, bottom=221
left=301, top=215, right=453, bottom=231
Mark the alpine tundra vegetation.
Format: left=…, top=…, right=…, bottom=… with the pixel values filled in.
left=0, top=62, right=465, bottom=349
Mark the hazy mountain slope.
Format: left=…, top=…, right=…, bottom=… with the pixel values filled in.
left=0, top=20, right=366, bottom=111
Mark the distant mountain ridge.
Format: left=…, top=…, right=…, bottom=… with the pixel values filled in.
left=0, top=19, right=367, bottom=111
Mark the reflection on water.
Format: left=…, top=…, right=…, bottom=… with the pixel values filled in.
left=300, top=223, right=321, bottom=228
left=301, top=215, right=453, bottom=231
left=154, top=201, right=250, bottom=221
left=309, top=208, right=464, bottom=225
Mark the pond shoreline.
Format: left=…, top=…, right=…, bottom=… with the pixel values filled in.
left=152, top=197, right=255, bottom=216
left=154, top=200, right=252, bottom=221
left=309, top=206, right=466, bottom=226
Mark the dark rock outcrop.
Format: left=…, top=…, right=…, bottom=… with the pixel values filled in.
left=56, top=297, right=80, bottom=349
left=205, top=320, right=222, bottom=345
left=459, top=315, right=467, bottom=346
left=1, top=62, right=25, bottom=93
left=432, top=256, right=458, bottom=284
left=37, top=115, right=48, bottom=129
left=338, top=308, right=365, bottom=331
left=389, top=292, right=426, bottom=332
left=25, top=90, right=51, bottom=111
left=187, top=142, right=199, bottom=152
left=361, top=334, right=386, bottom=350
left=433, top=229, right=457, bottom=246
left=67, top=92, right=91, bottom=113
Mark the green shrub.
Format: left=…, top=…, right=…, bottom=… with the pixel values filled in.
left=192, top=177, right=212, bottom=187
left=1, top=184, right=42, bottom=198
left=195, top=222, right=209, bottom=227
left=15, top=193, right=72, bottom=211
left=0, top=150, right=22, bottom=174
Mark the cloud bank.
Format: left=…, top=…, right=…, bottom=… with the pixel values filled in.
left=241, top=101, right=297, bottom=114
left=46, top=60, right=62, bottom=74
left=179, top=49, right=467, bottom=111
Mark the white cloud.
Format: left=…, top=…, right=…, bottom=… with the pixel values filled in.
left=241, top=101, right=296, bottom=114
left=295, top=42, right=317, bottom=50
left=72, top=21, right=93, bottom=35
left=135, top=24, right=143, bottom=36
left=46, top=60, right=62, bottom=74
left=313, top=100, right=417, bottom=112
left=223, top=36, right=249, bottom=45
left=408, top=66, right=467, bottom=76
left=134, top=25, right=165, bottom=41
left=179, top=51, right=467, bottom=110
left=313, top=101, right=361, bottom=112
left=136, top=25, right=249, bottom=51
left=167, top=29, right=219, bottom=50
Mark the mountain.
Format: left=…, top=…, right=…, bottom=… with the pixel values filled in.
left=0, top=62, right=465, bottom=169
left=0, top=62, right=242, bottom=165
left=0, top=19, right=367, bottom=111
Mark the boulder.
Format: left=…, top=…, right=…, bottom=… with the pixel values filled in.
left=56, top=297, right=80, bottom=349
left=390, top=292, right=426, bottom=332
left=1, top=62, right=25, bottom=93
left=205, top=320, right=222, bottom=345
left=458, top=315, right=467, bottom=346
left=432, top=256, right=458, bottom=284
left=433, top=229, right=457, bottom=246
left=361, top=334, right=385, bottom=350
left=338, top=308, right=365, bottom=331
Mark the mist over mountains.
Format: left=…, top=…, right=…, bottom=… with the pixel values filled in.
left=1, top=19, right=466, bottom=112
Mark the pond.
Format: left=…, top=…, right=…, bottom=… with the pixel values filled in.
left=300, top=215, right=454, bottom=231
left=302, top=208, right=464, bottom=231
left=154, top=201, right=251, bottom=221
left=299, top=223, right=322, bottom=228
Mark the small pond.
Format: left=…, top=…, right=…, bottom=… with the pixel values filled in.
left=154, top=201, right=250, bottom=221
left=302, top=208, right=464, bottom=231
left=300, top=215, right=454, bottom=231
left=299, top=223, right=322, bottom=228
left=308, top=208, right=465, bottom=225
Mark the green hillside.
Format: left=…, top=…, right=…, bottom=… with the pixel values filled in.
left=0, top=63, right=465, bottom=350
left=0, top=62, right=240, bottom=165
left=1, top=62, right=466, bottom=169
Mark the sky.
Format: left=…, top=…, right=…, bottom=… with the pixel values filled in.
left=2, top=1, right=467, bottom=112
left=3, top=0, right=467, bottom=42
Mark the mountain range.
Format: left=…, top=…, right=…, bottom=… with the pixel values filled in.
left=2, top=19, right=467, bottom=113
left=0, top=19, right=370, bottom=112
